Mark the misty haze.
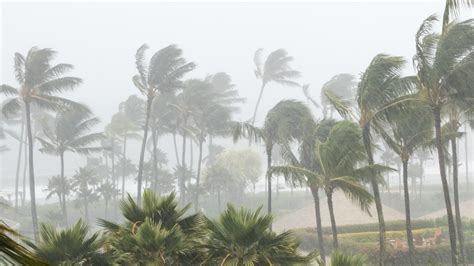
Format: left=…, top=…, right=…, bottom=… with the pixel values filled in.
left=1, top=1, right=473, bottom=265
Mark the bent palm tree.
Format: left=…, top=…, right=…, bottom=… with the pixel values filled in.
left=132, top=44, right=195, bottom=203
left=413, top=14, right=474, bottom=264
left=251, top=48, right=300, bottom=125
left=379, top=102, right=433, bottom=264
left=1, top=47, right=83, bottom=240
left=37, top=109, right=103, bottom=225
left=325, top=54, right=415, bottom=264
left=202, top=204, right=314, bottom=265
left=272, top=121, right=379, bottom=250
left=233, top=100, right=313, bottom=216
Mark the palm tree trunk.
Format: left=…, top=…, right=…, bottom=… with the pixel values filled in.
left=465, top=124, right=469, bottom=193
left=84, top=200, right=89, bottom=224
left=326, top=190, right=338, bottom=249
left=189, top=137, right=193, bottom=174
left=451, top=137, right=465, bottom=263
left=14, top=118, right=25, bottom=210
left=251, top=82, right=266, bottom=125
left=194, top=140, right=204, bottom=212
left=402, top=159, right=414, bottom=265
left=398, top=163, right=402, bottom=195
left=266, top=145, right=273, bottom=217
left=310, top=186, right=325, bottom=264
left=22, top=135, right=27, bottom=207
left=137, top=97, right=153, bottom=204
left=362, top=127, right=386, bottom=265
left=152, top=128, right=159, bottom=192
left=433, top=107, right=457, bottom=265
left=173, top=132, right=180, bottom=167
left=180, top=119, right=188, bottom=205
left=25, top=102, right=39, bottom=242
left=122, top=135, right=127, bottom=200
left=60, top=151, right=68, bottom=226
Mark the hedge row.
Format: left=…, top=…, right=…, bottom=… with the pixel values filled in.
left=296, top=217, right=474, bottom=235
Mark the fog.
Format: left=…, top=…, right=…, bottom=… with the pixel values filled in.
left=0, top=1, right=473, bottom=264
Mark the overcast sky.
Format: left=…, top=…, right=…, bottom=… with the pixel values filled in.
left=1, top=1, right=471, bottom=185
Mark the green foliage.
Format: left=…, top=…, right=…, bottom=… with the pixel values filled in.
left=0, top=222, right=46, bottom=265
left=328, top=250, right=366, bottom=266
left=98, top=189, right=203, bottom=264
left=201, top=204, right=314, bottom=265
left=27, top=219, right=103, bottom=265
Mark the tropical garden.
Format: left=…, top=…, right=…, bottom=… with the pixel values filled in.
left=0, top=0, right=473, bottom=265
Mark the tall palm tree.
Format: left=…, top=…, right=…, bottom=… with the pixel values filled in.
left=320, top=74, right=356, bottom=119
left=202, top=204, right=314, bottom=265
left=1, top=47, right=83, bottom=240
left=71, top=167, right=100, bottom=224
left=44, top=175, right=73, bottom=219
left=325, top=54, right=415, bottom=264
left=251, top=48, right=300, bottom=125
left=379, top=103, right=433, bottom=264
left=27, top=219, right=103, bottom=265
left=412, top=13, right=473, bottom=264
left=132, top=44, right=195, bottom=203
left=98, top=189, right=203, bottom=265
left=97, top=180, right=118, bottom=219
left=233, top=100, right=313, bottom=216
left=272, top=120, right=379, bottom=250
left=37, top=108, right=103, bottom=225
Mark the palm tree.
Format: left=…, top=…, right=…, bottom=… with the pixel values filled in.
left=251, top=48, right=300, bottom=125
left=272, top=120, right=378, bottom=250
left=320, top=74, right=356, bottom=119
left=233, top=100, right=313, bottom=216
left=201, top=204, right=314, bottom=265
left=44, top=175, right=73, bottom=221
left=27, top=219, right=103, bottom=265
left=325, top=54, right=414, bottom=264
left=132, top=44, right=195, bottom=203
left=0, top=222, right=46, bottom=265
left=71, top=167, right=100, bottom=224
left=98, top=189, right=203, bottom=265
left=412, top=13, right=474, bottom=263
left=97, top=181, right=118, bottom=219
left=379, top=103, right=433, bottom=264
left=37, top=108, right=103, bottom=225
left=1, top=47, right=83, bottom=240
left=115, top=157, right=136, bottom=199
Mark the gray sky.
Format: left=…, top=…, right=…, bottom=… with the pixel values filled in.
left=2, top=1, right=470, bottom=184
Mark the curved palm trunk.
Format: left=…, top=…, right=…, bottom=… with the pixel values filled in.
left=310, top=186, right=325, bottom=264
left=217, top=188, right=221, bottom=213
left=14, top=118, right=25, bottom=210
left=137, top=97, right=153, bottom=204
left=25, top=102, right=38, bottom=241
left=59, top=151, right=68, bottom=226
left=433, top=108, right=457, bottom=265
left=326, top=190, right=338, bottom=249
left=22, top=135, right=27, bottom=207
left=122, top=135, right=127, bottom=200
left=180, top=121, right=188, bottom=205
left=362, top=127, right=386, bottom=265
left=189, top=138, right=193, bottom=175
left=451, top=137, right=465, bottom=263
left=402, top=159, right=414, bottom=265
left=194, top=140, right=204, bottom=212
left=251, top=82, right=266, bottom=125
left=464, top=124, right=469, bottom=193
left=104, top=199, right=109, bottom=219
left=84, top=199, right=89, bottom=224
left=151, top=128, right=159, bottom=192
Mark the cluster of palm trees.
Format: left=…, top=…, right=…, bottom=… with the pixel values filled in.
left=0, top=0, right=472, bottom=264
